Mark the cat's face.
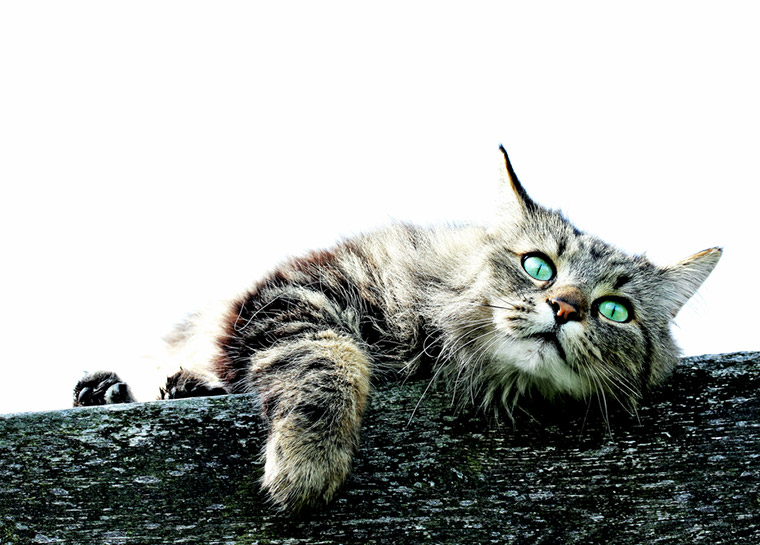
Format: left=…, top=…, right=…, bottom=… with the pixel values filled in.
left=479, top=147, right=721, bottom=408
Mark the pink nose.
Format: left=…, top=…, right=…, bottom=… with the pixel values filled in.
left=549, top=298, right=580, bottom=324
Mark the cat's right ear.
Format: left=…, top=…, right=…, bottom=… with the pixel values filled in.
left=496, top=145, right=539, bottom=222
left=660, top=247, right=723, bottom=318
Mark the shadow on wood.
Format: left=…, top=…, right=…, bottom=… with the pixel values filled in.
left=1, top=352, right=759, bottom=544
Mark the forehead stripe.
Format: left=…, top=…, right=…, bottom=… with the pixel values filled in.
left=556, top=237, right=567, bottom=258
left=613, top=274, right=631, bottom=290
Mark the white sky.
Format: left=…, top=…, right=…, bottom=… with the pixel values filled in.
left=1, top=2, right=758, bottom=414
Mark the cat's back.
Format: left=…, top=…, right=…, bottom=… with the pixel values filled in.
left=164, top=222, right=486, bottom=381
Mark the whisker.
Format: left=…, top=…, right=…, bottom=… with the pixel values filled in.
left=452, top=329, right=506, bottom=407
left=478, top=303, right=514, bottom=311
left=406, top=361, right=447, bottom=427
left=466, top=334, right=506, bottom=405
left=407, top=317, right=496, bottom=425
left=579, top=366, right=595, bottom=438
left=592, top=372, right=612, bottom=436
left=594, top=363, right=642, bottom=405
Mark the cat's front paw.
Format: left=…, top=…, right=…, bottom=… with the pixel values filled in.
left=262, top=420, right=355, bottom=512
left=73, top=371, right=135, bottom=407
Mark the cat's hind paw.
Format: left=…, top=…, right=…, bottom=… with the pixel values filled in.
left=159, top=369, right=228, bottom=400
left=73, top=371, right=135, bottom=407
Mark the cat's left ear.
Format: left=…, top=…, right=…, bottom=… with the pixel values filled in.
left=660, top=247, right=722, bottom=317
left=497, top=145, right=539, bottom=220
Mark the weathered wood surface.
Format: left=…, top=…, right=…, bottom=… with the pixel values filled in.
left=1, top=352, right=759, bottom=545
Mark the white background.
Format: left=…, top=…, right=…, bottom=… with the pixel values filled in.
left=1, top=2, right=757, bottom=414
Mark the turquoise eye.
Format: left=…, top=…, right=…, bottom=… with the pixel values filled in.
left=598, top=299, right=630, bottom=323
left=522, top=255, right=554, bottom=281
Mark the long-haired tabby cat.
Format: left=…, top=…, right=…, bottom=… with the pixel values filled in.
left=74, top=146, right=721, bottom=511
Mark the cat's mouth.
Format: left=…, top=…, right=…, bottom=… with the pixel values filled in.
left=529, top=332, right=568, bottom=362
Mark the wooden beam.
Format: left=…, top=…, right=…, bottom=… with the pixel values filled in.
left=1, top=352, right=759, bottom=544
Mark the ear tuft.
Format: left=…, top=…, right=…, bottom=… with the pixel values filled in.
left=661, top=247, right=722, bottom=317
left=498, top=145, right=536, bottom=211
left=496, top=145, right=539, bottom=224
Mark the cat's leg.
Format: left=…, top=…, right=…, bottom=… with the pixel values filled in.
left=248, top=330, right=372, bottom=511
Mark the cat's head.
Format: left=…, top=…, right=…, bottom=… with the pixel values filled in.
left=477, top=146, right=721, bottom=410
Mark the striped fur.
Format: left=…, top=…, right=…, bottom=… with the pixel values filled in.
left=73, top=147, right=721, bottom=511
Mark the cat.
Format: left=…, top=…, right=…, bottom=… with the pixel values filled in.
left=73, top=146, right=721, bottom=511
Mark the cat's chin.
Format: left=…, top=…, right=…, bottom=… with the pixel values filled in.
left=528, top=331, right=567, bottom=361
left=490, top=336, right=588, bottom=398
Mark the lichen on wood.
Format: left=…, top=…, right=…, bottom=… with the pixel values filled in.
left=1, top=352, right=759, bottom=544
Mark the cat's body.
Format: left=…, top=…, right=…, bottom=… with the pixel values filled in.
left=74, top=147, right=721, bottom=511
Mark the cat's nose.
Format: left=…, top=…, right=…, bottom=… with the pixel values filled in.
left=548, top=297, right=582, bottom=324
